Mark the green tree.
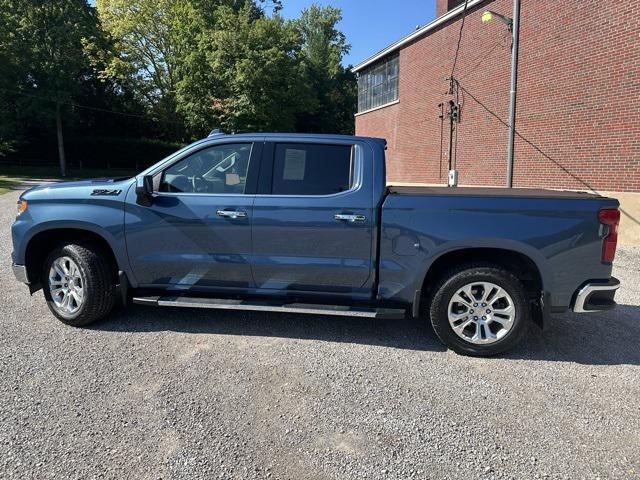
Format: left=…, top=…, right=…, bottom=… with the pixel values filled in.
left=0, top=0, right=356, bottom=166
left=176, top=4, right=310, bottom=134
left=0, top=0, right=103, bottom=174
left=0, top=1, right=22, bottom=156
left=95, top=0, right=187, bottom=139
left=95, top=0, right=278, bottom=139
left=295, top=4, right=357, bottom=134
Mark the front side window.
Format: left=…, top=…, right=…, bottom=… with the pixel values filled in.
left=272, top=143, right=353, bottom=195
left=160, top=143, right=252, bottom=194
left=357, top=53, right=399, bottom=113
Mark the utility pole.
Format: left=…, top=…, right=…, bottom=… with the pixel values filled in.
left=444, top=96, right=460, bottom=187
left=505, top=0, right=521, bottom=188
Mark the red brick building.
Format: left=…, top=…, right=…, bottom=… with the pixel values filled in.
left=353, top=0, right=639, bottom=196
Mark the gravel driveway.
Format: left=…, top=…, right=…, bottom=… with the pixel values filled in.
left=1, top=187, right=639, bottom=480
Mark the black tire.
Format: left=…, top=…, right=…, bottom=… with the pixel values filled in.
left=428, top=263, right=529, bottom=356
left=42, top=242, right=117, bottom=327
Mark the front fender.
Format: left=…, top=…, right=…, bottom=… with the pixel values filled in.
left=11, top=188, right=137, bottom=287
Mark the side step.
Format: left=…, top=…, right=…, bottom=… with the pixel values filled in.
left=132, top=296, right=405, bottom=320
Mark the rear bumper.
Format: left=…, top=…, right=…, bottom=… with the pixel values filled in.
left=572, top=277, right=620, bottom=313
left=12, top=264, right=29, bottom=284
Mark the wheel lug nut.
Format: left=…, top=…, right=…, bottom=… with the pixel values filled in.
left=482, top=303, right=487, bottom=307
left=469, top=309, right=474, bottom=314
left=474, top=316, right=478, bottom=320
left=486, top=309, right=491, bottom=313
left=482, top=316, right=487, bottom=320
left=473, top=303, right=478, bottom=307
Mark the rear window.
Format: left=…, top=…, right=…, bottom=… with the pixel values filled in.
left=272, top=143, right=353, bottom=195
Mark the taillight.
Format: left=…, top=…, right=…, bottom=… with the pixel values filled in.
left=598, top=208, right=620, bottom=263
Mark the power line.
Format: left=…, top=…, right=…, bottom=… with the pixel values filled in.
left=450, top=0, right=471, bottom=81
left=0, top=87, right=182, bottom=125
left=458, top=32, right=509, bottom=81
left=456, top=82, right=596, bottom=192
left=457, top=81, right=640, bottom=226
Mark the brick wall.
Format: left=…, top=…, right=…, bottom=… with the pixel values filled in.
left=355, top=0, right=640, bottom=192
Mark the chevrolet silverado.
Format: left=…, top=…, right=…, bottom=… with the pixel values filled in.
left=11, top=133, right=621, bottom=356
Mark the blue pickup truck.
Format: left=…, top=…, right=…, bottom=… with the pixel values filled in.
left=11, top=133, right=621, bottom=356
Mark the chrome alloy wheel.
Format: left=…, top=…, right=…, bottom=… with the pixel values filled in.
left=447, top=281, right=515, bottom=345
left=48, top=256, right=84, bottom=315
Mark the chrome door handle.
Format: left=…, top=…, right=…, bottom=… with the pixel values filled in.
left=334, top=213, right=366, bottom=223
left=217, top=209, right=247, bottom=219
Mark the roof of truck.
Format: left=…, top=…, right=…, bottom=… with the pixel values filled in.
left=207, top=132, right=385, bottom=143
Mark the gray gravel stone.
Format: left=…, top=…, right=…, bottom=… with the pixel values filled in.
left=1, top=187, right=639, bottom=479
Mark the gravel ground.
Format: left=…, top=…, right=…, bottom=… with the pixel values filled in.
left=1, top=188, right=639, bottom=480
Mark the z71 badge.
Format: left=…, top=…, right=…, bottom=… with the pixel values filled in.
left=91, top=189, right=122, bottom=196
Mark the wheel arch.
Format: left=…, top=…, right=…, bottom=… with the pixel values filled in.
left=24, top=227, right=122, bottom=291
left=418, top=247, right=548, bottom=328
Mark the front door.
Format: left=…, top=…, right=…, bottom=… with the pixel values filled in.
left=251, top=141, right=374, bottom=295
left=125, top=142, right=259, bottom=291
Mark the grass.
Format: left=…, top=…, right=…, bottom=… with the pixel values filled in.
left=0, top=165, right=137, bottom=195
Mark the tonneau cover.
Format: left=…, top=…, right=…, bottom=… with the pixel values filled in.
left=387, top=185, right=604, bottom=200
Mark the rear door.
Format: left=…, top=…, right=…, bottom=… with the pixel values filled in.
left=251, top=140, right=375, bottom=296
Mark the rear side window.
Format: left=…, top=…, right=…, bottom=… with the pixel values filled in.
left=272, top=143, right=353, bottom=195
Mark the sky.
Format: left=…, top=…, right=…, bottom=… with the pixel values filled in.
left=277, top=0, right=438, bottom=66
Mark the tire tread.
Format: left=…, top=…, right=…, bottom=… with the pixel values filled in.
left=428, top=262, right=529, bottom=356
left=43, top=242, right=116, bottom=327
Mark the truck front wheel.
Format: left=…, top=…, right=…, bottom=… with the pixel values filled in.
left=42, top=242, right=117, bottom=327
left=429, top=264, right=529, bottom=356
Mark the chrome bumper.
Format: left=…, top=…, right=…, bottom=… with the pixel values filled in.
left=573, top=277, right=620, bottom=313
left=12, top=264, right=29, bottom=284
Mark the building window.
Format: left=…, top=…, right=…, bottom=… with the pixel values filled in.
left=357, top=53, right=399, bottom=113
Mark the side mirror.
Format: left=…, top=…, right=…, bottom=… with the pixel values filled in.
left=135, top=175, right=154, bottom=206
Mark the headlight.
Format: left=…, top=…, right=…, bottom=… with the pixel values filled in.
left=16, top=199, right=27, bottom=216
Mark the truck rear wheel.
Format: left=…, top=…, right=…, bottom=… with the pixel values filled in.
left=428, top=264, right=529, bottom=356
left=42, top=242, right=117, bottom=327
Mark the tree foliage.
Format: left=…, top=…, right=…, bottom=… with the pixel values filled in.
left=0, top=0, right=357, bottom=165
left=96, top=0, right=355, bottom=137
left=177, top=4, right=310, bottom=134
left=96, top=0, right=186, bottom=136
left=295, top=4, right=357, bottom=134
left=0, top=0, right=105, bottom=155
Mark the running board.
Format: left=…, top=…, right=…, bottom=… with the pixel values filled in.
left=132, top=296, right=405, bottom=319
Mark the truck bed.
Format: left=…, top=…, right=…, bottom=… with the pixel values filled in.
left=379, top=185, right=619, bottom=311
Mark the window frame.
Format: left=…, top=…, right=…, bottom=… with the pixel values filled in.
left=357, top=53, right=399, bottom=114
left=153, top=141, right=262, bottom=197
left=256, top=141, right=363, bottom=198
